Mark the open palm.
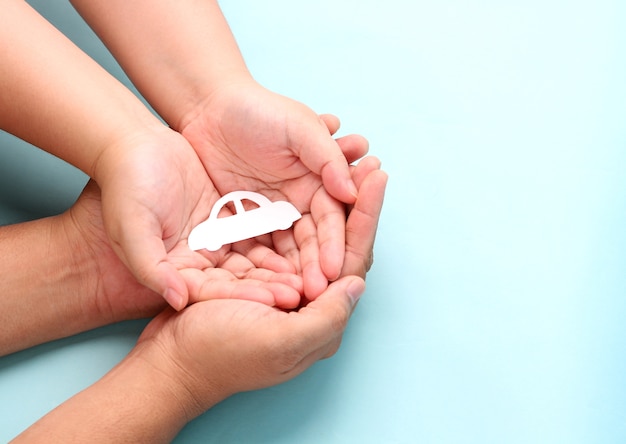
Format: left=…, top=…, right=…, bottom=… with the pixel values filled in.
left=88, top=127, right=304, bottom=311
left=180, top=81, right=369, bottom=296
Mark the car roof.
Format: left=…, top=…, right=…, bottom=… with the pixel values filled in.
left=209, top=191, right=273, bottom=219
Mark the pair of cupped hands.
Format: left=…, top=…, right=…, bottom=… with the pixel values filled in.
left=60, top=83, right=385, bottom=405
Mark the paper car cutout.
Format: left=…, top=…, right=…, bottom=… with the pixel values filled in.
left=188, top=191, right=302, bottom=251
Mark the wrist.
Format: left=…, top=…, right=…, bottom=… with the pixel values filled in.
left=173, top=72, right=256, bottom=133
left=71, top=0, right=255, bottom=133
left=89, top=121, right=170, bottom=188
left=59, top=182, right=168, bottom=326
left=135, top=313, right=232, bottom=418
left=0, top=214, right=94, bottom=355
left=43, top=213, right=92, bottom=302
left=14, top=340, right=198, bottom=442
left=56, top=203, right=106, bottom=322
left=102, top=344, right=198, bottom=439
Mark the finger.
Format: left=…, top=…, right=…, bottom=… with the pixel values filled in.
left=243, top=269, right=304, bottom=296
left=310, top=186, right=346, bottom=282
left=319, top=113, right=341, bottom=135
left=336, top=134, right=370, bottom=165
left=182, top=267, right=272, bottom=305
left=278, top=277, right=366, bottom=376
left=318, top=114, right=368, bottom=164
left=319, top=114, right=369, bottom=164
left=181, top=268, right=301, bottom=308
left=351, top=156, right=382, bottom=188
left=293, top=214, right=328, bottom=300
left=320, top=155, right=358, bottom=205
left=341, top=169, right=388, bottom=279
left=218, top=250, right=303, bottom=295
left=108, top=216, right=189, bottom=311
left=272, top=228, right=302, bottom=274
left=231, top=239, right=298, bottom=274
left=290, top=117, right=357, bottom=204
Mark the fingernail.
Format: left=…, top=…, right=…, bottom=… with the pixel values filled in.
left=348, top=180, right=358, bottom=200
left=164, top=287, right=184, bottom=311
left=346, top=278, right=365, bottom=306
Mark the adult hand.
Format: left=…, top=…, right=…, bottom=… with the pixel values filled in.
left=136, top=275, right=365, bottom=417
left=10, top=157, right=386, bottom=441
left=180, top=81, right=369, bottom=297
left=131, top=161, right=387, bottom=418
left=12, top=276, right=365, bottom=443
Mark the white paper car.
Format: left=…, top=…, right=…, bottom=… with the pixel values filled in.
left=188, top=190, right=302, bottom=251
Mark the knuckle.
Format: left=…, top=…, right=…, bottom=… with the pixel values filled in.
left=322, top=339, right=343, bottom=360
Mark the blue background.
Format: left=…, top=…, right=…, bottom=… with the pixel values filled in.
left=1, top=1, right=625, bottom=442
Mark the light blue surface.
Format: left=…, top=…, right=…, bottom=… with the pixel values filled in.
left=1, top=1, right=625, bottom=442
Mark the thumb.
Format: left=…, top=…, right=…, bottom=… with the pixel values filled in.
left=281, top=276, right=366, bottom=377
left=110, top=223, right=189, bottom=311
left=293, top=117, right=358, bottom=204
left=294, top=276, right=366, bottom=344
left=313, top=275, right=366, bottom=315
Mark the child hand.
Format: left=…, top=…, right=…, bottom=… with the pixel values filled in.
left=90, top=127, right=302, bottom=310
left=179, top=81, right=369, bottom=297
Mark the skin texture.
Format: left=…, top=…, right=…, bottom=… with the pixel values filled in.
left=0, top=1, right=212, bottom=310
left=0, top=0, right=321, bottom=311
left=1, top=0, right=389, bottom=440
left=69, top=0, right=366, bottom=298
left=0, top=179, right=302, bottom=357
left=9, top=161, right=387, bottom=442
